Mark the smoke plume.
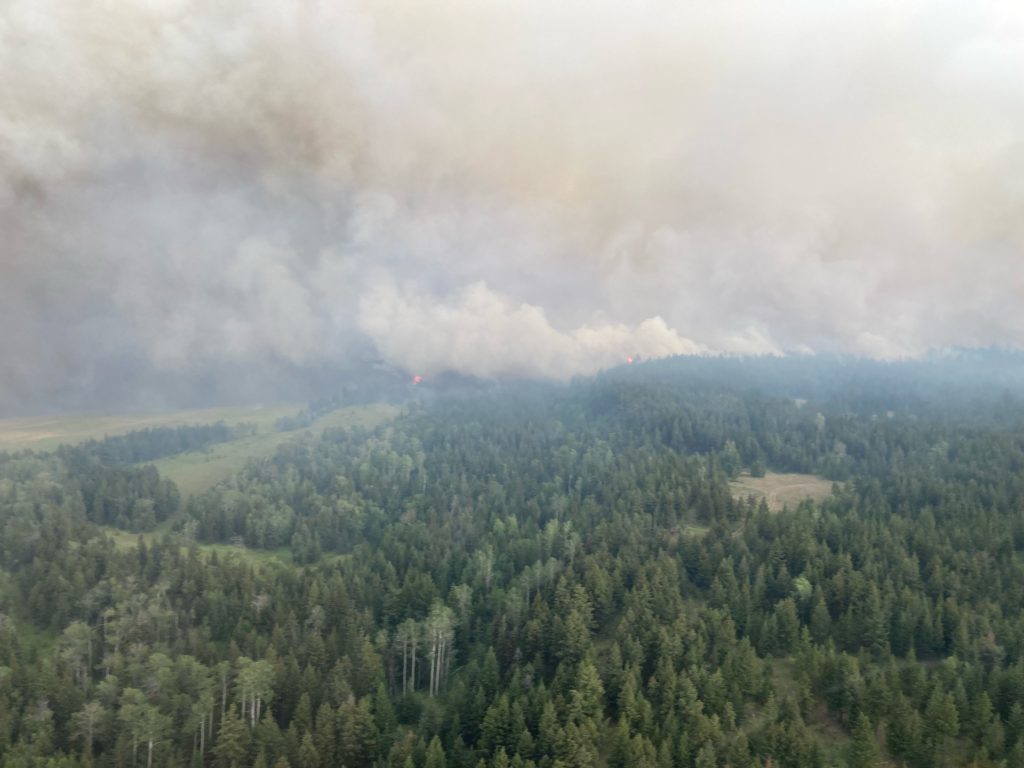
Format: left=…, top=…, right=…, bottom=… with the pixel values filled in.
left=2, top=1, right=1023, bottom=410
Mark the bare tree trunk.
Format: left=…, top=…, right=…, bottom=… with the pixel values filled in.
left=428, top=634, right=436, bottom=697
left=220, top=671, right=228, bottom=723
left=410, top=634, right=417, bottom=692
left=401, top=636, right=407, bottom=694
left=439, top=636, right=446, bottom=692
left=438, top=635, right=444, bottom=693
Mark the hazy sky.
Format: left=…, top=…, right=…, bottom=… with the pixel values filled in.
left=2, top=1, right=1024, bottom=410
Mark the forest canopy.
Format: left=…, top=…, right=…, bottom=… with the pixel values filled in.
left=1, top=355, right=1024, bottom=767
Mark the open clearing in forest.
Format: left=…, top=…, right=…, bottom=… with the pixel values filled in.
left=92, top=402, right=398, bottom=562
left=730, top=471, right=835, bottom=512
left=149, top=403, right=399, bottom=499
left=0, top=401, right=399, bottom=500
left=0, top=403, right=302, bottom=452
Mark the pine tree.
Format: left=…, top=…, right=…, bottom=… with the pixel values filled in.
left=373, top=682, right=397, bottom=747
left=492, top=746, right=510, bottom=768
left=925, top=688, right=960, bottom=766
left=293, top=694, right=313, bottom=736
left=214, top=708, right=250, bottom=768
left=425, top=735, right=447, bottom=768
left=860, top=586, right=889, bottom=660
left=568, top=661, right=604, bottom=724
left=694, top=741, right=716, bottom=768
left=313, top=703, right=336, bottom=766
left=1009, top=740, right=1024, bottom=768
left=774, top=598, right=800, bottom=654
left=537, top=700, right=561, bottom=757
left=481, top=694, right=512, bottom=753
left=847, top=713, right=878, bottom=768
left=340, top=699, right=378, bottom=768
left=254, top=707, right=286, bottom=763
left=298, top=731, right=320, bottom=768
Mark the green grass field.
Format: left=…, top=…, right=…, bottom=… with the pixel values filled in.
left=89, top=401, right=398, bottom=566
left=150, top=402, right=398, bottom=498
left=0, top=401, right=398, bottom=500
left=0, top=398, right=398, bottom=535
left=0, top=403, right=303, bottom=452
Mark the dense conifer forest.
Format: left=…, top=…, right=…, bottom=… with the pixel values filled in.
left=3, top=356, right=1024, bottom=767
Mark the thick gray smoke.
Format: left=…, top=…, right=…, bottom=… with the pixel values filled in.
left=2, top=1, right=1023, bottom=411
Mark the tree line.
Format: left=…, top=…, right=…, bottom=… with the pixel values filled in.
left=1, top=359, right=1024, bottom=765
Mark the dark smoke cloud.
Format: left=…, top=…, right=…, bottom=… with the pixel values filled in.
left=2, top=1, right=1023, bottom=412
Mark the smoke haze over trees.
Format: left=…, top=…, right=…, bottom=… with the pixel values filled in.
left=2, top=359, right=1024, bottom=765
left=3, top=1, right=1024, bottom=412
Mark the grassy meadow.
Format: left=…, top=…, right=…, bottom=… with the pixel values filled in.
left=0, top=403, right=302, bottom=452
left=150, top=402, right=398, bottom=497
left=730, top=471, right=836, bottom=512
left=0, top=400, right=398, bottom=504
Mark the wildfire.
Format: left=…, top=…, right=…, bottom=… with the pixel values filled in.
left=626, top=356, right=634, bottom=365
left=412, top=374, right=423, bottom=385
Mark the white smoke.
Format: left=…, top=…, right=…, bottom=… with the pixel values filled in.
left=2, top=0, right=1024, bottom=408
left=359, top=280, right=704, bottom=380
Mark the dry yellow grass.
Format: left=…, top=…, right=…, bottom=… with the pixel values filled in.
left=730, top=471, right=835, bottom=512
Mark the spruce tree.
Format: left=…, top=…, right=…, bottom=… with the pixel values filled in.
left=213, top=708, right=249, bottom=768
left=847, top=713, right=878, bottom=768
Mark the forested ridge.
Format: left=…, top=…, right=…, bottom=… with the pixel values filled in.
left=2, top=358, right=1024, bottom=767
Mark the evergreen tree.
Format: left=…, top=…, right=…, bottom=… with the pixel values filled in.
left=847, top=713, right=878, bottom=768
left=340, top=699, right=378, bottom=768
left=426, top=735, right=447, bottom=768
left=298, top=731, right=320, bottom=768
left=694, top=741, right=716, bottom=768
left=214, top=708, right=250, bottom=768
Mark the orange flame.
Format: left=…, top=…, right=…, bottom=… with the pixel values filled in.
left=412, top=374, right=422, bottom=385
